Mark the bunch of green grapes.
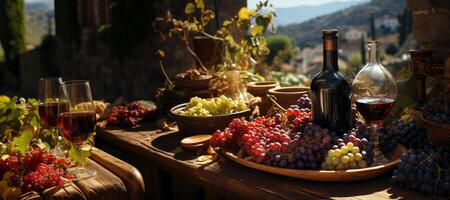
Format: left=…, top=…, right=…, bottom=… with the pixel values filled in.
left=321, top=142, right=369, bottom=170
left=179, top=96, right=247, bottom=116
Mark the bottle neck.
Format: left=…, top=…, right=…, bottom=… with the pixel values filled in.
left=368, top=41, right=379, bottom=64
left=323, top=39, right=339, bottom=72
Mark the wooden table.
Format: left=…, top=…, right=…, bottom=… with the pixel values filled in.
left=20, top=148, right=144, bottom=200
left=96, top=125, right=427, bottom=200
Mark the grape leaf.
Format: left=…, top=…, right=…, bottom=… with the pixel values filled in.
left=68, top=145, right=91, bottom=165
left=195, top=0, right=205, bottom=10
left=238, top=7, right=249, bottom=20
left=12, top=130, right=33, bottom=155
left=185, top=3, right=195, bottom=14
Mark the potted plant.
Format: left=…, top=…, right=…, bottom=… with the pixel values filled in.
left=154, top=0, right=276, bottom=108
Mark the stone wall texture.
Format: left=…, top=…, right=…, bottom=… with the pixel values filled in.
left=407, top=0, right=450, bottom=58
left=18, top=0, right=245, bottom=101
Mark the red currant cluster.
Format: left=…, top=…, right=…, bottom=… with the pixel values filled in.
left=0, top=155, right=20, bottom=175
left=107, top=101, right=153, bottom=127
left=22, top=163, right=68, bottom=192
left=0, top=148, right=72, bottom=192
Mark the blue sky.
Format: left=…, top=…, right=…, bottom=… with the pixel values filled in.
left=247, top=0, right=364, bottom=8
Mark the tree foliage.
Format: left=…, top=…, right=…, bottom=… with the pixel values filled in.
left=0, top=0, right=26, bottom=77
left=360, top=36, right=366, bottom=65
left=347, top=53, right=362, bottom=74
left=397, top=6, right=412, bottom=47
left=385, top=43, right=398, bottom=55
left=369, top=14, right=376, bottom=40
left=266, top=35, right=294, bottom=65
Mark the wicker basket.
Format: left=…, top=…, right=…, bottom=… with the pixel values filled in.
left=421, top=114, right=450, bottom=146
left=169, top=103, right=251, bottom=136
left=268, top=86, right=310, bottom=109
left=247, top=81, right=279, bottom=115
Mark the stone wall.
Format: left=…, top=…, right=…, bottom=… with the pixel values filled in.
left=18, top=0, right=245, bottom=101
left=407, top=0, right=450, bottom=58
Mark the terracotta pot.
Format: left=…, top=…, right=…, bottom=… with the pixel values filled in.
left=174, top=75, right=213, bottom=91
left=193, top=36, right=224, bottom=69
left=169, top=103, right=251, bottom=136
left=421, top=114, right=450, bottom=146
left=247, top=81, right=279, bottom=115
left=268, top=86, right=310, bottom=109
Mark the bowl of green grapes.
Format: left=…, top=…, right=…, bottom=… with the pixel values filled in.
left=170, top=96, right=251, bottom=136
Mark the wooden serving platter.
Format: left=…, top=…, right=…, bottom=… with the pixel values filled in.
left=223, top=144, right=407, bottom=182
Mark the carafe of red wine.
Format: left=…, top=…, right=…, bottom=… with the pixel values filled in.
left=310, top=29, right=351, bottom=135
left=352, top=41, right=398, bottom=126
left=352, top=40, right=398, bottom=165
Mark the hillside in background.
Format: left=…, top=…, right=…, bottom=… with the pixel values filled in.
left=275, top=1, right=367, bottom=26
left=277, top=0, right=406, bottom=47
left=25, top=2, right=53, bottom=46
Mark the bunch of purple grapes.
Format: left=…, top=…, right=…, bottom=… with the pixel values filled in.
left=289, top=123, right=332, bottom=169
left=294, top=93, right=312, bottom=110
left=380, top=119, right=429, bottom=153
left=391, top=146, right=450, bottom=199
left=422, top=93, right=450, bottom=124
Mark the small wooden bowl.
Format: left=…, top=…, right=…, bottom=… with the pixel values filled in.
left=247, top=81, right=279, bottom=115
left=421, top=114, right=450, bottom=146
left=174, top=75, right=213, bottom=91
left=268, top=86, right=310, bottom=109
left=419, top=62, right=444, bottom=76
left=223, top=144, right=406, bottom=182
left=169, top=103, right=251, bottom=136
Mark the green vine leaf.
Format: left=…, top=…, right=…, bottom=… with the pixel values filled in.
left=69, top=145, right=91, bottom=165
left=12, top=130, right=33, bottom=155
left=238, top=7, right=250, bottom=20
left=195, top=0, right=205, bottom=10
left=185, top=3, right=195, bottom=14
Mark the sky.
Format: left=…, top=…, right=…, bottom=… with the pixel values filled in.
left=247, top=0, right=364, bottom=8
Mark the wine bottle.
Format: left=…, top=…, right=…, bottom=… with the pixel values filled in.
left=310, top=29, right=351, bottom=135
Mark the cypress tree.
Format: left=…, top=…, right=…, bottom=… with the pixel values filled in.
left=398, top=6, right=412, bottom=47
left=360, top=36, right=366, bottom=65
left=0, top=0, right=26, bottom=82
left=369, top=14, right=376, bottom=40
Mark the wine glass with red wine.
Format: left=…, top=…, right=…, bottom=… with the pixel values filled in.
left=352, top=41, right=398, bottom=166
left=59, top=80, right=96, bottom=180
left=39, top=77, right=69, bottom=157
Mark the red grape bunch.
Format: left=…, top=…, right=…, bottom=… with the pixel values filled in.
left=107, top=101, right=153, bottom=127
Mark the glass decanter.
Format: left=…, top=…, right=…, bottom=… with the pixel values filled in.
left=352, top=40, right=398, bottom=166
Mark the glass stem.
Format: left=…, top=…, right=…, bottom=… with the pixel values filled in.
left=369, top=124, right=386, bottom=165
left=76, top=144, right=85, bottom=168
left=51, top=128, right=65, bottom=158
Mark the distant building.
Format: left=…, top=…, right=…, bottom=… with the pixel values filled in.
left=375, top=15, right=399, bottom=33
left=345, top=28, right=367, bottom=42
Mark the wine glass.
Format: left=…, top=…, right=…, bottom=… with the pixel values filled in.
left=352, top=41, right=398, bottom=166
left=59, top=80, right=96, bottom=180
left=39, top=77, right=68, bottom=158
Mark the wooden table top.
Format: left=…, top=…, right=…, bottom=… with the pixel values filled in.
left=20, top=148, right=144, bottom=200
left=97, top=125, right=427, bottom=200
